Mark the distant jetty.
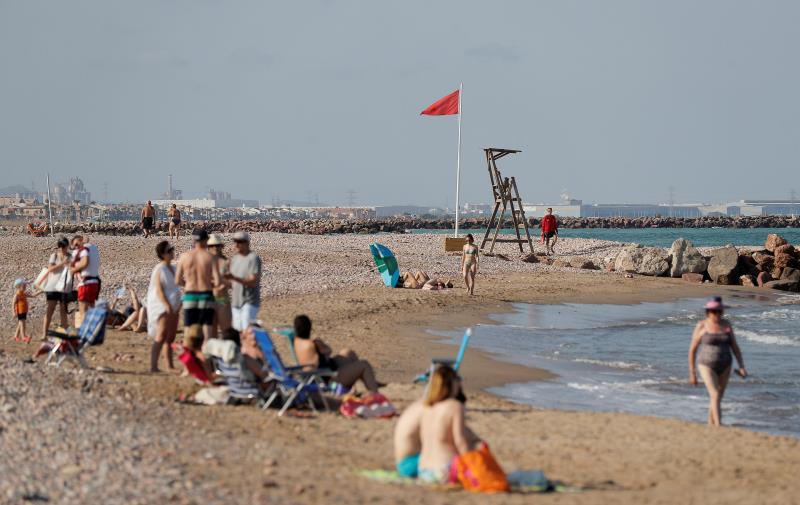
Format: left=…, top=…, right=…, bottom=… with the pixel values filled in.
left=5, top=214, right=799, bottom=236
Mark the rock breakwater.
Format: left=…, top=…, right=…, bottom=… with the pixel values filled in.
left=7, top=215, right=800, bottom=237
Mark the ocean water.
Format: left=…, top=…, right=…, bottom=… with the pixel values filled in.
left=413, top=227, right=800, bottom=247
left=437, top=292, right=800, bottom=437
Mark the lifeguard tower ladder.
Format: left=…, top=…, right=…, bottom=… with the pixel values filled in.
left=479, top=148, right=534, bottom=254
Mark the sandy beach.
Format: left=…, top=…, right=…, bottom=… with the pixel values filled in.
left=1, top=232, right=798, bottom=504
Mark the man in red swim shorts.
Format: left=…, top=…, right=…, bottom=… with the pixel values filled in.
left=70, top=235, right=102, bottom=323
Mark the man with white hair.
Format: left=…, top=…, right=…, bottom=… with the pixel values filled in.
left=226, top=232, right=262, bottom=331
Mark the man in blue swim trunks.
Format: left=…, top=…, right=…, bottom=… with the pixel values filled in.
left=176, top=229, right=220, bottom=347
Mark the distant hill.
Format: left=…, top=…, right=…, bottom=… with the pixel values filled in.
left=0, top=184, right=34, bottom=196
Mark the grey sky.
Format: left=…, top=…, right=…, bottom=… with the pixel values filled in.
left=1, top=1, right=798, bottom=207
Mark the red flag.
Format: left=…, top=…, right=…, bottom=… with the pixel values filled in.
left=420, top=89, right=459, bottom=116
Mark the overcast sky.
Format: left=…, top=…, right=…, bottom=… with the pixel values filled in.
left=1, top=1, right=799, bottom=206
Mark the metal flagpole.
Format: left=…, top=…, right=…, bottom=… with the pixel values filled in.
left=454, top=82, right=462, bottom=237
left=46, top=173, right=54, bottom=236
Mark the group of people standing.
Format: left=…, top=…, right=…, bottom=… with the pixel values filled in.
left=23, top=235, right=103, bottom=341
left=147, top=229, right=262, bottom=372
left=140, top=201, right=182, bottom=239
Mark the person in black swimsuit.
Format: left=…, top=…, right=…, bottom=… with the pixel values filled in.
left=292, top=314, right=381, bottom=394
left=688, top=297, right=747, bottom=426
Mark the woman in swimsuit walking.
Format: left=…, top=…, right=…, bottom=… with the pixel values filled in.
left=460, top=234, right=479, bottom=296
left=688, top=297, right=747, bottom=426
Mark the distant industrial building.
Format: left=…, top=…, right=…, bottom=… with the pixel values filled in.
left=524, top=198, right=800, bottom=218
left=49, top=177, right=91, bottom=205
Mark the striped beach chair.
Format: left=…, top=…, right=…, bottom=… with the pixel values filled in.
left=44, top=306, right=107, bottom=368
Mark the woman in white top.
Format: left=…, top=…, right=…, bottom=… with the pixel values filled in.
left=38, top=237, right=72, bottom=339
left=147, top=241, right=181, bottom=373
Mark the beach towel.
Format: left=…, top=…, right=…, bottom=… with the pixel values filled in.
left=193, top=386, right=230, bottom=405
left=357, top=468, right=570, bottom=493
left=339, top=393, right=396, bottom=419
left=146, top=262, right=181, bottom=337
left=202, top=338, right=238, bottom=364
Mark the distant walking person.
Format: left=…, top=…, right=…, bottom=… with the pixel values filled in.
left=70, top=235, right=101, bottom=326
left=540, top=208, right=558, bottom=256
left=460, top=234, right=479, bottom=296
left=227, top=232, right=262, bottom=331
left=688, top=297, right=747, bottom=426
left=141, top=200, right=156, bottom=238
left=176, top=229, right=219, bottom=347
left=167, top=204, right=181, bottom=239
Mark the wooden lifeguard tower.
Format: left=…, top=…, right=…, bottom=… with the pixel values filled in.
left=479, top=148, right=534, bottom=254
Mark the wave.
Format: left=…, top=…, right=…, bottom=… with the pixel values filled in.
left=737, top=308, right=800, bottom=322
left=573, top=358, right=649, bottom=371
left=737, top=329, right=800, bottom=347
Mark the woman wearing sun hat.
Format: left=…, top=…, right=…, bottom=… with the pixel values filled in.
left=688, top=296, right=747, bottom=426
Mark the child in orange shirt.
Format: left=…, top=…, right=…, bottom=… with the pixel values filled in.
left=13, top=278, right=34, bottom=343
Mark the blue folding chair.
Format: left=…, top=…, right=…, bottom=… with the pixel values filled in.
left=414, top=328, right=472, bottom=383
left=253, top=329, right=332, bottom=416
left=45, top=306, right=107, bottom=368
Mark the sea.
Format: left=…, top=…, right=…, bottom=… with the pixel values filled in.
left=413, top=227, right=800, bottom=248
left=421, top=227, right=800, bottom=436
left=435, top=292, right=800, bottom=437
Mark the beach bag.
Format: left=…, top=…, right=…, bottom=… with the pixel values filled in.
left=339, top=393, right=396, bottom=419
left=454, top=443, right=509, bottom=493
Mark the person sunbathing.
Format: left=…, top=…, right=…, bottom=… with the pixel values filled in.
left=292, top=314, right=381, bottom=394
left=417, top=365, right=472, bottom=484
left=400, top=271, right=429, bottom=289
left=395, top=375, right=479, bottom=479
left=421, top=279, right=454, bottom=291
left=400, top=271, right=453, bottom=290
left=111, top=283, right=147, bottom=332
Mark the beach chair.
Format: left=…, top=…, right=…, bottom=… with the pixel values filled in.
left=273, top=327, right=350, bottom=395
left=413, top=328, right=472, bottom=383
left=212, top=358, right=262, bottom=403
left=253, top=328, right=332, bottom=416
left=44, top=306, right=108, bottom=368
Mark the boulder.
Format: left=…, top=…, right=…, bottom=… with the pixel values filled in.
left=763, top=279, right=800, bottom=292
left=764, top=233, right=788, bottom=253
left=757, top=271, right=772, bottom=287
left=669, top=238, right=707, bottom=278
left=781, top=267, right=800, bottom=283
left=752, top=251, right=774, bottom=272
left=739, top=274, right=757, bottom=287
left=682, top=273, right=704, bottom=283
left=521, top=253, right=539, bottom=263
left=614, top=245, right=670, bottom=276
left=707, top=245, right=740, bottom=285
left=774, top=244, right=797, bottom=269
left=570, top=259, right=596, bottom=270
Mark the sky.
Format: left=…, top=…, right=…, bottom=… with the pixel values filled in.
left=1, top=0, right=799, bottom=207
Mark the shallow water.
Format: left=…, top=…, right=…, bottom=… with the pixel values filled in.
left=436, top=292, right=800, bottom=437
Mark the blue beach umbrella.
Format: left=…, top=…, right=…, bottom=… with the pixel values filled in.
left=370, top=243, right=400, bottom=288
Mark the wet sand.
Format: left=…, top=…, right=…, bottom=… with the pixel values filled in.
left=1, top=233, right=797, bottom=504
